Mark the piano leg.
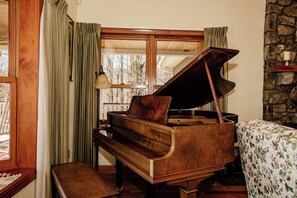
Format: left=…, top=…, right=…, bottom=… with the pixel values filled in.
left=167, top=173, right=214, bottom=198
left=116, top=159, right=124, bottom=191
left=178, top=180, right=198, bottom=198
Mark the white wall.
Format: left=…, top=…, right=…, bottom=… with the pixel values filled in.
left=77, top=0, right=265, bottom=122
left=77, top=0, right=265, bottom=164
left=67, top=0, right=77, bottom=20
left=12, top=181, right=35, bottom=198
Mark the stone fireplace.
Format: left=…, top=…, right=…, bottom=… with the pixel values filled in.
left=263, top=0, right=297, bottom=126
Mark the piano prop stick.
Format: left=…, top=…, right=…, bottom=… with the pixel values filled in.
left=204, top=61, right=224, bottom=124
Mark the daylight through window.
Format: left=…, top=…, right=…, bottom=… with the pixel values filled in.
left=100, top=28, right=204, bottom=120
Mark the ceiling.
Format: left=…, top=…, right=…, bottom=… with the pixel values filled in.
left=0, top=0, right=8, bottom=47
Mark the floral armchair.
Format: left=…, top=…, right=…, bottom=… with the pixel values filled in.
left=236, top=119, right=297, bottom=198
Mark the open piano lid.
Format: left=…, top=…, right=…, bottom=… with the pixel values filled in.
left=153, top=47, right=239, bottom=110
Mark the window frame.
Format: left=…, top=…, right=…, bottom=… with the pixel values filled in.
left=101, top=28, right=204, bottom=94
left=0, top=0, right=40, bottom=196
left=0, top=0, right=17, bottom=170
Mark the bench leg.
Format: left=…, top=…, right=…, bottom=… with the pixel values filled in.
left=93, top=141, right=99, bottom=169
left=116, top=159, right=123, bottom=191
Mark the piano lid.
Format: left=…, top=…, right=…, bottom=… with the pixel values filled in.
left=153, top=47, right=239, bottom=110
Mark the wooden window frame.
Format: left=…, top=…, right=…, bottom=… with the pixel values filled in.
left=0, top=0, right=17, bottom=170
left=0, top=0, right=41, bottom=196
left=101, top=28, right=204, bottom=94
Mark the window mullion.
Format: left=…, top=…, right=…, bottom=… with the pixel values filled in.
left=0, top=77, right=17, bottom=83
left=147, top=35, right=157, bottom=94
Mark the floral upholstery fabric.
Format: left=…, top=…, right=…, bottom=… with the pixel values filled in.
left=236, top=119, right=297, bottom=198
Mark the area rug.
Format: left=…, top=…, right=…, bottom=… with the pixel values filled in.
left=0, top=172, right=21, bottom=191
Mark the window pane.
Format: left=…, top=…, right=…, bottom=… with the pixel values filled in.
left=0, top=83, right=10, bottom=160
left=156, top=41, right=202, bottom=85
left=101, top=88, right=147, bottom=120
left=0, top=1, right=9, bottom=77
left=0, top=0, right=10, bottom=161
left=0, top=52, right=8, bottom=76
left=101, top=39, right=148, bottom=120
left=102, top=39, right=146, bottom=85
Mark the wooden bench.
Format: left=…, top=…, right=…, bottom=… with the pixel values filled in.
left=51, top=162, right=118, bottom=198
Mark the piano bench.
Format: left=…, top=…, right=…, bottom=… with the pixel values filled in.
left=51, top=162, right=119, bottom=198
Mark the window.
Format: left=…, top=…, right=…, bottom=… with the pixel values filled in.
left=0, top=0, right=39, bottom=171
left=0, top=0, right=16, bottom=168
left=0, top=0, right=40, bottom=196
left=156, top=40, right=202, bottom=85
left=100, top=28, right=204, bottom=120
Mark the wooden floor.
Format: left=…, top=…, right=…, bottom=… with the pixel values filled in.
left=98, top=166, right=248, bottom=198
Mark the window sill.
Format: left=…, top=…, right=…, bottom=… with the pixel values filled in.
left=0, top=168, right=36, bottom=197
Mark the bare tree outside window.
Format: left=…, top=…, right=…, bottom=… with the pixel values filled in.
left=0, top=52, right=8, bottom=76
left=0, top=83, right=10, bottom=159
left=100, top=32, right=203, bottom=121
left=0, top=0, right=10, bottom=161
left=102, top=50, right=147, bottom=119
left=0, top=53, right=10, bottom=160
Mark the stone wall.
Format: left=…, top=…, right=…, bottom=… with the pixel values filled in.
left=263, top=0, right=297, bottom=125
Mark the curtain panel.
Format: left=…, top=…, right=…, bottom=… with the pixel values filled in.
left=73, top=23, right=101, bottom=165
left=37, top=0, right=69, bottom=197
left=203, top=26, right=228, bottom=112
left=204, top=27, right=228, bottom=49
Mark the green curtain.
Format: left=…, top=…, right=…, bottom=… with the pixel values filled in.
left=203, top=26, right=228, bottom=112
left=43, top=0, right=69, bottom=165
left=73, top=23, right=100, bottom=165
left=37, top=0, right=69, bottom=197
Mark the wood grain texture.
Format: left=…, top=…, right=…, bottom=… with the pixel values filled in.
left=0, top=0, right=17, bottom=171
left=101, top=28, right=204, bottom=38
left=152, top=123, right=235, bottom=178
left=94, top=47, right=239, bottom=198
left=204, top=61, right=224, bottom=123
left=127, top=95, right=172, bottom=123
left=94, top=111, right=235, bottom=198
left=0, top=0, right=40, bottom=195
left=268, top=65, right=297, bottom=73
left=52, top=162, right=118, bottom=198
left=6, top=0, right=17, bottom=167
left=16, top=0, right=41, bottom=168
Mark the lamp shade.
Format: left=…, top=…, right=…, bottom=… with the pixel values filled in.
left=96, top=74, right=111, bottom=89
left=95, top=65, right=111, bottom=89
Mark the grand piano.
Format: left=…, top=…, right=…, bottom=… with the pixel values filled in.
left=93, top=47, right=239, bottom=197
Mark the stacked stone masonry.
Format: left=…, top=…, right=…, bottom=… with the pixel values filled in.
left=264, top=0, right=297, bottom=125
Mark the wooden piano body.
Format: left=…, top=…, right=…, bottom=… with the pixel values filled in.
left=93, top=47, right=239, bottom=197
